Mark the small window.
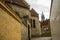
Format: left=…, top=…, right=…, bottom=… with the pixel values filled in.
left=33, top=20, right=36, bottom=28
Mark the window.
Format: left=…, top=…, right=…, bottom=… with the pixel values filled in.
left=33, top=20, right=36, bottom=28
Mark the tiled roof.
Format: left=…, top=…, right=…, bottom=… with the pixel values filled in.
left=30, top=8, right=38, bottom=17
left=4, top=0, right=30, bottom=9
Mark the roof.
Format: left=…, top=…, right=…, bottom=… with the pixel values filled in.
left=30, top=8, right=39, bottom=17
left=3, top=0, right=30, bottom=9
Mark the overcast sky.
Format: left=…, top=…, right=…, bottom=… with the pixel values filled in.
left=25, top=0, right=51, bottom=21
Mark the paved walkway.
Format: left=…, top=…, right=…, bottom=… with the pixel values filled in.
left=31, top=37, right=52, bottom=40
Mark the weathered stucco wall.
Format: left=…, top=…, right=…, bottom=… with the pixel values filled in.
left=8, top=4, right=31, bottom=18
left=21, top=24, right=28, bottom=40
left=50, top=0, right=60, bottom=40
left=0, top=7, right=21, bottom=40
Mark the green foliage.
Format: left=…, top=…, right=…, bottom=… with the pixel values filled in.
left=41, top=32, right=51, bottom=37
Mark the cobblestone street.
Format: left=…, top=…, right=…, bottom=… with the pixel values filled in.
left=31, top=37, right=52, bottom=40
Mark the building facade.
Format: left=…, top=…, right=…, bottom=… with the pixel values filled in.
left=30, top=9, right=41, bottom=37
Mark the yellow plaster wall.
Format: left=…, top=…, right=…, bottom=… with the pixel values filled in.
left=0, top=7, right=21, bottom=40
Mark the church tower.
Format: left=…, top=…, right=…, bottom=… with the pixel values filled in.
left=41, top=12, right=45, bottom=21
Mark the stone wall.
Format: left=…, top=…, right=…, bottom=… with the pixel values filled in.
left=8, top=4, right=31, bottom=18
left=21, top=24, right=28, bottom=40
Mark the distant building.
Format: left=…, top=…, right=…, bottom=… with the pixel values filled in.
left=41, top=12, right=45, bottom=21
left=30, top=8, right=41, bottom=37
left=41, top=19, right=51, bottom=34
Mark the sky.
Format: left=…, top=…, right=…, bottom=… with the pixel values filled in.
left=25, top=0, right=51, bottom=21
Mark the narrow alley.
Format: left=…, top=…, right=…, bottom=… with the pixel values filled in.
left=1, top=0, right=60, bottom=40
left=32, top=37, right=52, bottom=40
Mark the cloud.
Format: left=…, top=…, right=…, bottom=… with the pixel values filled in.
left=25, top=0, right=51, bottom=20
left=37, top=0, right=51, bottom=7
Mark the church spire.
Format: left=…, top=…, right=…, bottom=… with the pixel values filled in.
left=41, top=11, right=45, bottom=21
